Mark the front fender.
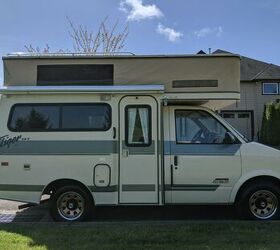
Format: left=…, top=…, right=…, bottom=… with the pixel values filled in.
left=229, top=169, right=280, bottom=203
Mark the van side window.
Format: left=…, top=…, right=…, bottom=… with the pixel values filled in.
left=175, top=110, right=228, bottom=144
left=61, top=105, right=111, bottom=130
left=8, top=103, right=111, bottom=132
left=9, top=105, right=60, bottom=131
left=125, top=106, right=151, bottom=146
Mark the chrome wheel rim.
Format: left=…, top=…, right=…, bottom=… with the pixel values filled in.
left=249, top=190, right=278, bottom=219
left=57, top=191, right=85, bottom=221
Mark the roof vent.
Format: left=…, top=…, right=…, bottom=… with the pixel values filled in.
left=197, top=50, right=206, bottom=55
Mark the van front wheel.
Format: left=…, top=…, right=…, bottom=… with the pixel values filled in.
left=50, top=185, right=93, bottom=222
left=236, top=182, right=280, bottom=220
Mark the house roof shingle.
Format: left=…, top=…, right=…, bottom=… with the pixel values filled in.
left=213, top=49, right=280, bottom=82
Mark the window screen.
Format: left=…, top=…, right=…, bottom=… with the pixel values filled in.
left=125, top=106, right=151, bottom=146
left=8, top=103, right=111, bottom=132
left=175, top=110, right=228, bottom=144
left=37, top=64, right=114, bottom=86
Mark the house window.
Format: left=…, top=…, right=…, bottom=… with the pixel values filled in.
left=262, top=83, right=279, bottom=95
left=238, top=113, right=250, bottom=118
left=222, top=113, right=235, bottom=119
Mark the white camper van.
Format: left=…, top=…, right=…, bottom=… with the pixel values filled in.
left=0, top=53, right=280, bottom=221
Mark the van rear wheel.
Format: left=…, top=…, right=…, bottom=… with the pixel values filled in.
left=236, top=181, right=280, bottom=220
left=50, top=185, right=93, bottom=222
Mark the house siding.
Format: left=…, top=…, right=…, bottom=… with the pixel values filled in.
left=222, top=81, right=280, bottom=141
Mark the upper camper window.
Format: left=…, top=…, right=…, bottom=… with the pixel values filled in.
left=175, top=110, right=229, bottom=144
left=8, top=103, right=111, bottom=132
left=125, top=106, right=151, bottom=146
left=262, top=83, right=278, bottom=95
left=37, top=64, right=114, bottom=86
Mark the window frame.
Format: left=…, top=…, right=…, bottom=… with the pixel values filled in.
left=125, top=105, right=152, bottom=147
left=8, top=103, right=112, bottom=132
left=174, top=109, right=239, bottom=145
left=262, top=82, right=279, bottom=95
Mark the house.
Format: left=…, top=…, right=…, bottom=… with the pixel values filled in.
left=213, top=49, right=280, bottom=141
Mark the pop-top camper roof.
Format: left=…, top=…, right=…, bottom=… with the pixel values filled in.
left=2, top=52, right=240, bottom=102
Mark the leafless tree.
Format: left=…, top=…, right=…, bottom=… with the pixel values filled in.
left=25, top=44, right=51, bottom=53
left=68, top=17, right=129, bottom=54
left=25, top=17, right=129, bottom=54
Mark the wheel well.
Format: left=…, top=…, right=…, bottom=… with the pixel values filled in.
left=42, top=179, right=94, bottom=204
left=235, top=175, right=280, bottom=203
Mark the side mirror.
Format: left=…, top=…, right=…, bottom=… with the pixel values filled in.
left=223, top=132, right=236, bottom=144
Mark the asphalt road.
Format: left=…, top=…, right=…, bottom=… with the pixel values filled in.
left=0, top=199, right=238, bottom=223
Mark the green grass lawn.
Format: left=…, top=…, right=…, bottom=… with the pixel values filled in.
left=0, top=222, right=279, bottom=250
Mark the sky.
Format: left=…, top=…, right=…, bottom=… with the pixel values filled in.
left=0, top=0, right=280, bottom=83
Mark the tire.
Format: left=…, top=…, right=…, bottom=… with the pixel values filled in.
left=236, top=181, right=280, bottom=220
left=50, top=185, right=93, bottom=222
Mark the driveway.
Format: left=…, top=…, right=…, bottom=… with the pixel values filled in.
left=0, top=200, right=50, bottom=223
left=0, top=199, right=237, bottom=223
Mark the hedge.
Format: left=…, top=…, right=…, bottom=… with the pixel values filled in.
left=260, top=102, right=280, bottom=146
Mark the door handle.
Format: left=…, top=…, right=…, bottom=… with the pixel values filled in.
left=113, top=127, right=116, bottom=139
left=171, top=164, right=174, bottom=186
left=174, top=155, right=178, bottom=166
left=122, top=149, right=129, bottom=157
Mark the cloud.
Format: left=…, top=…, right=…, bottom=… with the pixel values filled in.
left=256, top=0, right=280, bottom=11
left=156, top=23, right=183, bottom=42
left=194, top=26, right=223, bottom=38
left=119, top=0, right=163, bottom=21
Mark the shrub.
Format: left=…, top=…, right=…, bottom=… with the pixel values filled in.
left=260, top=102, right=280, bottom=146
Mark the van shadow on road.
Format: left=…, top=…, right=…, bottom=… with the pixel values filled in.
left=93, top=205, right=238, bottom=221
left=0, top=202, right=238, bottom=223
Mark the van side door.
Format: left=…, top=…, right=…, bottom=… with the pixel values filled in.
left=166, top=107, right=242, bottom=204
left=119, top=96, right=159, bottom=204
